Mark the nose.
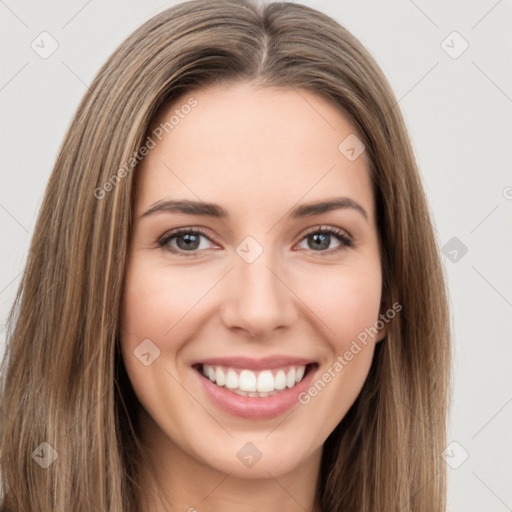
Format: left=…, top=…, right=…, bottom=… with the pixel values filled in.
left=220, top=249, right=297, bottom=339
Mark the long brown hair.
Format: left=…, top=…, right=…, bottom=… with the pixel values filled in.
left=0, top=1, right=450, bottom=510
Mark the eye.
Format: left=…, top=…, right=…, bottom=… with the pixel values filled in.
left=157, top=225, right=353, bottom=257
left=295, top=225, right=353, bottom=255
left=158, top=227, right=218, bottom=257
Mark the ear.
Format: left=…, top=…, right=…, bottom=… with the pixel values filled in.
left=375, top=323, right=387, bottom=343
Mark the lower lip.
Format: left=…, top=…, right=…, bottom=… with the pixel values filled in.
left=194, top=365, right=317, bottom=419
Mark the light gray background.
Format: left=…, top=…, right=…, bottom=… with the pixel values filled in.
left=1, top=1, right=511, bottom=510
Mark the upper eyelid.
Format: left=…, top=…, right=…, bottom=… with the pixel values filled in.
left=160, top=226, right=216, bottom=243
left=300, top=224, right=352, bottom=239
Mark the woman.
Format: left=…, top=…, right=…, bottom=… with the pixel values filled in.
left=0, top=0, right=450, bottom=510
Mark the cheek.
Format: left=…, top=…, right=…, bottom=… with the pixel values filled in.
left=293, top=266, right=382, bottom=435
left=121, top=254, right=383, bottom=355
left=121, top=261, right=212, bottom=343
left=295, top=263, right=383, bottom=347
left=119, top=261, right=209, bottom=425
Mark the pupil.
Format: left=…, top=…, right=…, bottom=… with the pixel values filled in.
left=310, top=233, right=329, bottom=250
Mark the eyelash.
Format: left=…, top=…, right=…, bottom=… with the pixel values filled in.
left=157, top=225, right=353, bottom=257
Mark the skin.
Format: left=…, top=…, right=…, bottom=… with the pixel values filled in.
left=120, top=81, right=386, bottom=512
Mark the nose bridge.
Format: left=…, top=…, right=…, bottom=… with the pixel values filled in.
left=221, top=234, right=295, bottom=336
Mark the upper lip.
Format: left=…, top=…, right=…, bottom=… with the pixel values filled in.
left=191, top=355, right=317, bottom=370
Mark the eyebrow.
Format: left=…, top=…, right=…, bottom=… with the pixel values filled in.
left=141, top=197, right=368, bottom=221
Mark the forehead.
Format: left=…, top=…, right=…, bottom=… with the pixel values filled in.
left=136, top=81, right=374, bottom=222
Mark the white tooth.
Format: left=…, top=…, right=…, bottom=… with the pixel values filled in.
left=274, top=370, right=286, bottom=390
left=248, top=392, right=258, bottom=397
left=258, top=392, right=270, bottom=397
left=215, top=366, right=226, bottom=386
left=286, top=367, right=296, bottom=388
left=225, top=369, right=239, bottom=389
left=238, top=369, right=257, bottom=392
left=295, top=365, right=305, bottom=383
left=256, top=370, right=275, bottom=392
left=206, top=365, right=216, bottom=382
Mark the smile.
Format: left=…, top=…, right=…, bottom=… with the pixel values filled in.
left=192, top=357, right=318, bottom=419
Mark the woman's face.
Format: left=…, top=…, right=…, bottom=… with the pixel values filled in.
left=120, top=81, right=385, bottom=479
